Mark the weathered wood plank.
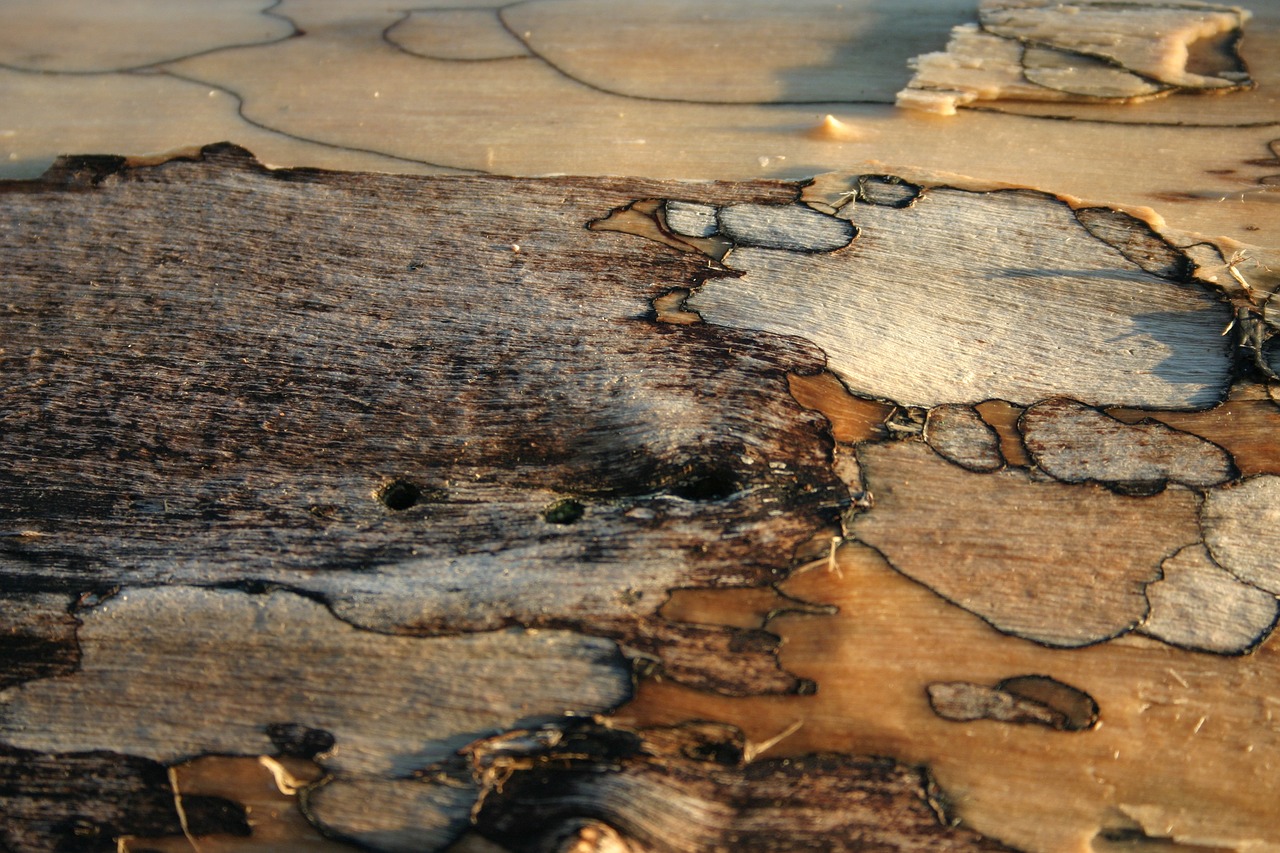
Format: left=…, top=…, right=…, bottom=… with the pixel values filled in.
left=0, top=144, right=844, bottom=697
left=2, top=140, right=1278, bottom=851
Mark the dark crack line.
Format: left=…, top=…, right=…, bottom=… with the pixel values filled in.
left=0, top=0, right=302, bottom=76
left=382, top=8, right=533, bottom=63
left=157, top=69, right=491, bottom=176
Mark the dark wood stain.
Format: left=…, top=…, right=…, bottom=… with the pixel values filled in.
left=0, top=143, right=846, bottom=695
left=460, top=719, right=1017, bottom=852
left=0, top=747, right=246, bottom=851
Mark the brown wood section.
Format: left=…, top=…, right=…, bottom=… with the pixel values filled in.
left=0, top=144, right=842, bottom=697
left=4, top=144, right=1280, bottom=852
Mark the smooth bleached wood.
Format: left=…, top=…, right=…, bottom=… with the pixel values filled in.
left=620, top=542, right=1280, bottom=853
left=1, top=0, right=1276, bottom=254
left=685, top=187, right=1232, bottom=408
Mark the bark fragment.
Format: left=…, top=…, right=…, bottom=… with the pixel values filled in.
left=716, top=203, right=855, bottom=252
left=1141, top=544, right=1279, bottom=654
left=1021, top=397, right=1236, bottom=492
left=897, top=1, right=1253, bottom=115
left=927, top=675, right=1098, bottom=731
left=1109, top=382, right=1280, bottom=477
left=685, top=186, right=1231, bottom=409
left=0, top=586, right=631, bottom=777
left=1201, top=475, right=1280, bottom=593
left=925, top=405, right=1004, bottom=472
left=443, top=719, right=1016, bottom=852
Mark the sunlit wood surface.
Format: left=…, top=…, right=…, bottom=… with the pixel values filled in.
left=2, top=2, right=1279, bottom=852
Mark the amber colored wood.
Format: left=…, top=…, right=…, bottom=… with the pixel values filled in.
left=787, top=372, right=895, bottom=444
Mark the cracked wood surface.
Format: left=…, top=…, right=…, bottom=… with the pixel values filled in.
left=4, top=142, right=1279, bottom=853
left=3, top=1, right=1280, bottom=852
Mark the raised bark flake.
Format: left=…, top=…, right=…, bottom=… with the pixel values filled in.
left=897, top=0, right=1253, bottom=115
left=453, top=720, right=1015, bottom=853
left=1021, top=397, right=1236, bottom=492
left=681, top=187, right=1231, bottom=409
left=1141, top=543, right=1279, bottom=654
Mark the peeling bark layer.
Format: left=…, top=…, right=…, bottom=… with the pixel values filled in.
left=458, top=720, right=1015, bottom=853
left=897, top=0, right=1254, bottom=115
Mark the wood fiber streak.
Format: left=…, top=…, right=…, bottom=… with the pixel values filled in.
left=0, top=747, right=240, bottom=852
left=460, top=720, right=1015, bottom=853
left=0, top=144, right=845, bottom=692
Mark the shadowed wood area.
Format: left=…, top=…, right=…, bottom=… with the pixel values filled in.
left=3, top=1, right=1280, bottom=851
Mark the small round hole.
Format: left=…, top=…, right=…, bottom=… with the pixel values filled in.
left=669, top=467, right=738, bottom=502
left=544, top=498, right=585, bottom=525
left=377, top=480, right=421, bottom=511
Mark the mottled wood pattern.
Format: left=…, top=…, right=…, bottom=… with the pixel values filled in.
left=3, top=139, right=1280, bottom=851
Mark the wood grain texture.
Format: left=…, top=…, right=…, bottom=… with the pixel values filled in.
left=3, top=141, right=1279, bottom=851
left=620, top=541, right=1280, bottom=853
left=0, top=747, right=245, bottom=852
left=682, top=186, right=1233, bottom=408
left=0, top=144, right=846, bottom=696
left=852, top=440, right=1200, bottom=647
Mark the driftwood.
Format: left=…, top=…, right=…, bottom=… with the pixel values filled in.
left=2, top=139, right=1279, bottom=852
